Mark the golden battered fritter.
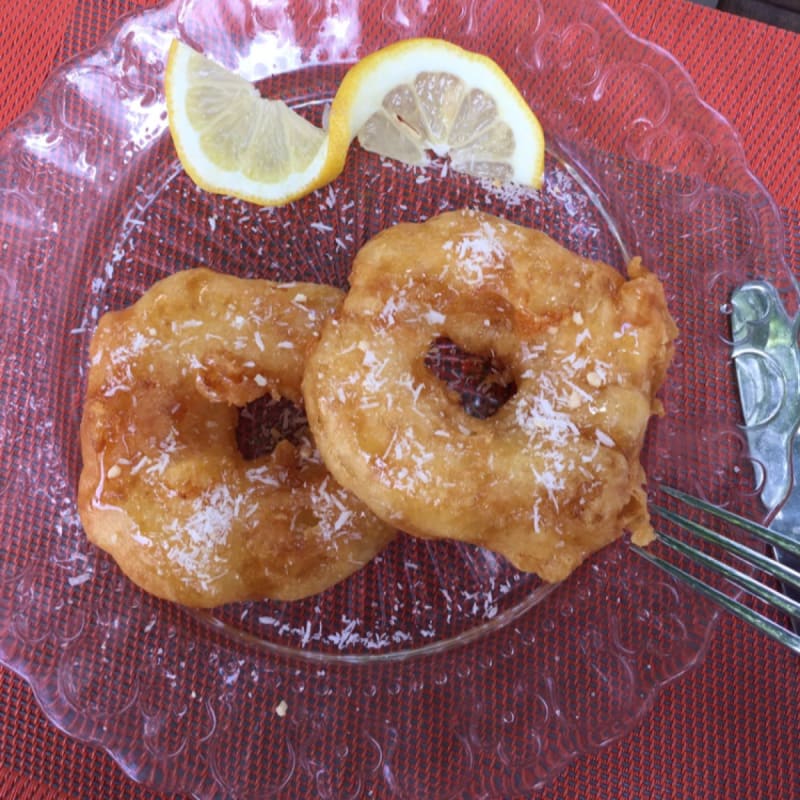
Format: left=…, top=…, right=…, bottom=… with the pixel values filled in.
left=303, top=210, right=677, bottom=583
left=78, top=268, right=395, bottom=607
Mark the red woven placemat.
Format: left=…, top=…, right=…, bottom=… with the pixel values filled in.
left=624, top=1, right=800, bottom=212
left=0, top=2, right=798, bottom=799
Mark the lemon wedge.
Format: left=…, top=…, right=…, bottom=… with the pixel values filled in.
left=330, top=37, right=545, bottom=188
left=165, top=40, right=347, bottom=206
left=165, top=38, right=545, bottom=207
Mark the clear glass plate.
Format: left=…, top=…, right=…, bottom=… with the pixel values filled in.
left=0, top=0, right=793, bottom=797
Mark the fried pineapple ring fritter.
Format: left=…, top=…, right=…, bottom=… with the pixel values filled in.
left=303, top=210, right=678, bottom=583
left=78, top=268, right=395, bottom=607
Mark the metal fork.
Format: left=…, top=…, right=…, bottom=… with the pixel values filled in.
left=632, top=486, right=800, bottom=654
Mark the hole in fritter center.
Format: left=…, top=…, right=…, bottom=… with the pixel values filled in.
left=424, top=336, right=517, bottom=419
left=236, top=395, right=310, bottom=460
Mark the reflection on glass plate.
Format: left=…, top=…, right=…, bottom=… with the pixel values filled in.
left=0, top=0, right=793, bottom=797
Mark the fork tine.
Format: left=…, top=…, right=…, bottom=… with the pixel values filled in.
left=655, top=530, right=800, bottom=619
left=652, top=505, right=800, bottom=592
left=632, top=545, right=800, bottom=655
left=660, top=485, right=800, bottom=559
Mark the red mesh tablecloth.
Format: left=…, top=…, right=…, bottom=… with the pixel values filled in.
left=0, top=1, right=798, bottom=799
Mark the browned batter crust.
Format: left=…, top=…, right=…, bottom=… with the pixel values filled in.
left=303, top=210, right=677, bottom=582
left=78, top=268, right=395, bottom=607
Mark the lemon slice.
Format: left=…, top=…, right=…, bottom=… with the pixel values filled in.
left=329, top=38, right=545, bottom=188
left=165, top=40, right=347, bottom=206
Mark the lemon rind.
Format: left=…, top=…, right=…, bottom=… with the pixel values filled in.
left=330, top=38, right=545, bottom=188
left=166, top=41, right=345, bottom=206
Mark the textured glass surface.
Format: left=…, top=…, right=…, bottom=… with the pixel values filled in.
left=0, top=0, right=793, bottom=797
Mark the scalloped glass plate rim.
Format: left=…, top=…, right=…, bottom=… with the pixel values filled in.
left=0, top=0, right=790, bottom=797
